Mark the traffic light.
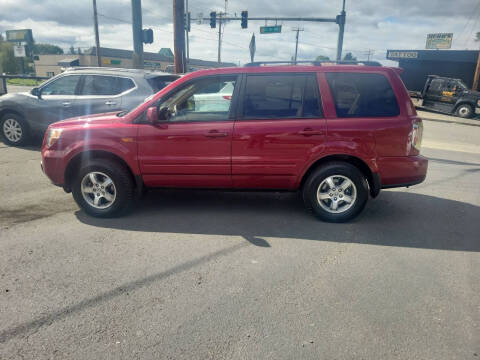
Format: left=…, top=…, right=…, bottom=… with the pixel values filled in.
left=241, top=11, right=248, bottom=29
left=142, top=28, right=153, bottom=44
left=184, top=12, right=191, bottom=32
left=210, top=11, right=216, bottom=28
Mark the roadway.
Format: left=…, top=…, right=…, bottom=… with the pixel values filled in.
left=0, top=111, right=479, bottom=359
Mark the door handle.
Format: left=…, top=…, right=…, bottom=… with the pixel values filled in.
left=204, top=130, right=228, bottom=138
left=298, top=128, right=322, bottom=136
left=62, top=102, right=71, bottom=107
left=105, top=101, right=117, bottom=106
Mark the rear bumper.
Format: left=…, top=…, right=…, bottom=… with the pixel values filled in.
left=377, top=155, right=428, bottom=189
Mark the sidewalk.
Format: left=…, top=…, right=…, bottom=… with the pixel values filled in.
left=417, top=109, right=480, bottom=127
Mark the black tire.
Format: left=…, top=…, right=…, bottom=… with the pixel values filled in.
left=1, top=113, right=30, bottom=146
left=455, top=104, right=473, bottom=119
left=302, top=162, right=369, bottom=223
left=72, top=159, right=134, bottom=217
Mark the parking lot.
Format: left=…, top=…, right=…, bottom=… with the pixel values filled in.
left=0, top=112, right=479, bottom=359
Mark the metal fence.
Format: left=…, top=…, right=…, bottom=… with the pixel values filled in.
left=0, top=74, right=50, bottom=95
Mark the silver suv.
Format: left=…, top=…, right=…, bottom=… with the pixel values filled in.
left=0, top=67, right=180, bottom=146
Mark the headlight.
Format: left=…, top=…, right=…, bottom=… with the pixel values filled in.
left=477, top=99, right=480, bottom=107
left=46, top=128, right=63, bottom=147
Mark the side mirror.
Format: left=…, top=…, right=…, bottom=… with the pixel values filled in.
left=31, top=87, right=41, bottom=99
left=146, top=106, right=158, bottom=123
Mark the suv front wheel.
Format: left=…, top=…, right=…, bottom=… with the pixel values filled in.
left=303, top=162, right=369, bottom=222
left=1, top=113, right=29, bottom=146
left=72, top=159, right=134, bottom=217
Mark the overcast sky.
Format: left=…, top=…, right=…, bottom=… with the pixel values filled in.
left=0, top=0, right=478, bottom=65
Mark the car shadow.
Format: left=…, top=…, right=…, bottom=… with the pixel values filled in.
left=76, top=189, right=480, bottom=252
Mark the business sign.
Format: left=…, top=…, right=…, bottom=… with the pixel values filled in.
left=386, top=51, right=418, bottom=60
left=260, top=25, right=282, bottom=34
left=426, top=33, right=453, bottom=49
left=6, top=29, right=33, bottom=43
left=13, top=45, right=26, bottom=57
left=102, top=58, right=121, bottom=65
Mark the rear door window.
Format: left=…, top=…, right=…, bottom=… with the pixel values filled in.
left=242, top=74, right=322, bottom=119
left=326, top=72, right=399, bottom=118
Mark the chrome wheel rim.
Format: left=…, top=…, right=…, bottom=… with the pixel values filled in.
left=317, top=175, right=357, bottom=214
left=81, top=172, right=116, bottom=209
left=459, top=106, right=470, bottom=116
left=3, top=119, right=22, bottom=142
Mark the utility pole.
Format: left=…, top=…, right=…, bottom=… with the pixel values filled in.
left=473, top=49, right=480, bottom=90
left=185, top=0, right=189, bottom=65
left=366, top=49, right=374, bottom=61
left=217, top=15, right=223, bottom=64
left=92, top=0, right=101, bottom=67
left=131, top=0, right=144, bottom=69
left=173, top=0, right=186, bottom=73
left=336, top=0, right=346, bottom=61
left=292, top=27, right=304, bottom=64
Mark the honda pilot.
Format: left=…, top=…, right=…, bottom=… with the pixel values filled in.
left=41, top=63, right=427, bottom=222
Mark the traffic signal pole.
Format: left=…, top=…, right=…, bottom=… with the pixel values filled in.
left=92, top=0, right=102, bottom=67
left=131, top=0, right=144, bottom=69
left=173, top=0, right=186, bottom=73
left=335, top=0, right=346, bottom=61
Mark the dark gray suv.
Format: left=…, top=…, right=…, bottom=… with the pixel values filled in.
left=0, top=67, right=180, bottom=146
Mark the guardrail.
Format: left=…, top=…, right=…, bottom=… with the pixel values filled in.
left=0, top=74, right=51, bottom=95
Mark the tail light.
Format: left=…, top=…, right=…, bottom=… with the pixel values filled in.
left=410, top=118, right=423, bottom=155
left=222, top=95, right=232, bottom=100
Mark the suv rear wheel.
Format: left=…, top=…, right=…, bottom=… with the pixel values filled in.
left=1, top=113, right=29, bottom=146
left=455, top=104, right=473, bottom=119
left=72, top=159, right=134, bottom=217
left=303, top=162, right=369, bottom=222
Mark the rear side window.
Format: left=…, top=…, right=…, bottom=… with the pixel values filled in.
left=326, top=73, right=399, bottom=118
left=80, top=75, right=135, bottom=96
left=243, top=74, right=322, bottom=119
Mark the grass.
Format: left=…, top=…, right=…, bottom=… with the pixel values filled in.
left=6, top=78, right=43, bottom=87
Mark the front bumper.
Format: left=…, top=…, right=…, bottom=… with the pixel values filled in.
left=377, top=155, right=428, bottom=189
left=41, top=148, right=67, bottom=186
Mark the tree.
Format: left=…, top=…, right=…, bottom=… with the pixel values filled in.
left=315, top=55, right=330, bottom=61
left=343, top=52, right=357, bottom=61
left=32, top=43, right=64, bottom=55
left=77, top=47, right=82, bottom=55
left=69, top=45, right=75, bottom=55
left=0, top=42, right=20, bottom=73
left=476, top=32, right=480, bottom=42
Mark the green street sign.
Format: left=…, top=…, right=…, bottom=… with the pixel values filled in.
left=260, top=25, right=282, bottom=34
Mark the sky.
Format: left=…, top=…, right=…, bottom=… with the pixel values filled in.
left=0, top=0, right=478, bottom=66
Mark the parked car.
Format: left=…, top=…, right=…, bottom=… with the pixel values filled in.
left=0, top=67, right=180, bottom=146
left=41, top=63, right=427, bottom=222
left=409, top=75, right=480, bottom=118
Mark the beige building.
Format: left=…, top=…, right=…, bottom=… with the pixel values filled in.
left=34, top=47, right=236, bottom=77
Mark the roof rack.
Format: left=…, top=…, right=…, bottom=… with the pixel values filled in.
left=244, top=60, right=382, bottom=67
left=63, top=67, right=150, bottom=73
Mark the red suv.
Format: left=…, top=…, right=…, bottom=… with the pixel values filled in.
left=41, top=64, right=427, bottom=222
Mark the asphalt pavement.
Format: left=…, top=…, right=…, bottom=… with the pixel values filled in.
left=0, top=113, right=479, bottom=359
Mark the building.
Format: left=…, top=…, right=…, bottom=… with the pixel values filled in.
left=34, top=47, right=236, bottom=77
left=386, top=50, right=479, bottom=91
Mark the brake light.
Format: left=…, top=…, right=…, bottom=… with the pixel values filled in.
left=411, top=119, right=423, bottom=154
left=222, top=95, right=232, bottom=100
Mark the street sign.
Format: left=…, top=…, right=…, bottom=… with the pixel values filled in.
left=260, top=25, right=282, bottom=34
left=13, top=45, right=26, bottom=57
left=426, top=33, right=453, bottom=49
left=249, top=33, right=256, bottom=62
